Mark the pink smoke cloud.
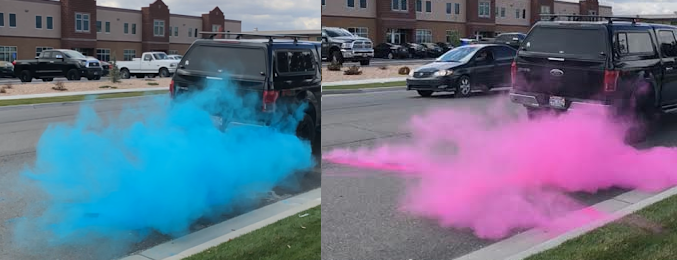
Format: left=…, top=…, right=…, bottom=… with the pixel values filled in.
left=323, top=104, right=677, bottom=239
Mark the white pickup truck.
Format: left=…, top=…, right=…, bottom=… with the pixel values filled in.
left=114, top=52, right=178, bottom=79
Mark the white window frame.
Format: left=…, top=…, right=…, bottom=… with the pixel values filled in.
left=132, top=23, right=137, bottom=34
left=174, top=26, right=178, bottom=37
left=416, top=29, right=432, bottom=44
left=75, top=13, right=90, bottom=32
left=124, top=23, right=129, bottom=34
left=446, top=3, right=452, bottom=14
left=212, top=24, right=221, bottom=32
left=347, top=0, right=355, bottom=8
left=425, top=1, right=432, bottom=13
left=0, top=46, right=18, bottom=62
left=96, top=48, right=111, bottom=62
left=154, top=19, right=165, bottom=37
left=123, top=49, right=136, bottom=61
left=478, top=2, right=491, bottom=18
left=416, top=0, right=422, bottom=12
left=35, top=15, right=42, bottom=29
left=36, top=47, right=52, bottom=58
left=540, top=5, right=551, bottom=14
left=501, top=7, right=505, bottom=17
left=516, top=8, right=520, bottom=19
left=455, top=3, right=461, bottom=15
left=347, top=27, right=369, bottom=38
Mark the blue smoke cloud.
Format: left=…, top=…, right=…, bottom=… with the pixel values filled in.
left=9, top=77, right=314, bottom=258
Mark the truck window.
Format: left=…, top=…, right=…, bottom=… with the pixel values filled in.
left=143, top=54, right=152, bottom=61
left=276, top=50, right=316, bottom=74
left=41, top=51, right=52, bottom=58
left=658, top=30, right=677, bottom=57
left=493, top=46, right=517, bottom=60
left=182, top=45, right=266, bottom=79
left=615, top=32, right=654, bottom=55
left=522, top=27, right=607, bottom=59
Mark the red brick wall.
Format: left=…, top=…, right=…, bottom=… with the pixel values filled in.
left=579, top=0, right=599, bottom=15
left=141, top=0, right=170, bottom=52
left=375, top=0, right=417, bottom=44
left=202, top=7, right=225, bottom=39
left=530, top=0, right=554, bottom=25
left=60, top=0, right=97, bottom=49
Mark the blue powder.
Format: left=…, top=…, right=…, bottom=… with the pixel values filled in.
left=11, top=77, right=314, bottom=252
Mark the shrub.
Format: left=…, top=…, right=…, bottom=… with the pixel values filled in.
left=0, top=87, right=6, bottom=93
left=327, top=62, right=342, bottom=71
left=147, top=82, right=159, bottom=86
left=110, top=52, right=121, bottom=83
left=99, top=85, right=111, bottom=88
left=52, top=81, right=67, bottom=91
left=344, top=65, right=362, bottom=75
left=398, top=66, right=411, bottom=75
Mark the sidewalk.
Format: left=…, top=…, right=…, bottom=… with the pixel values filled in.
left=0, top=87, right=166, bottom=101
left=322, top=77, right=406, bottom=95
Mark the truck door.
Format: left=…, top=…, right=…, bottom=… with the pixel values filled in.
left=50, top=51, right=67, bottom=77
left=657, top=29, right=677, bottom=105
left=142, top=53, right=154, bottom=73
left=36, top=51, right=52, bottom=76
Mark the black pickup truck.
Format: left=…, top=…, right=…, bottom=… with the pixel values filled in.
left=510, top=15, right=677, bottom=140
left=13, top=49, right=103, bottom=82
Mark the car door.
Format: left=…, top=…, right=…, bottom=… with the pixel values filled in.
left=50, top=51, right=67, bottom=77
left=470, top=47, right=496, bottom=88
left=657, top=29, right=677, bottom=104
left=142, top=53, right=154, bottom=73
left=490, top=46, right=517, bottom=88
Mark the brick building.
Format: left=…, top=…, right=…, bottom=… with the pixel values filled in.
left=0, top=0, right=241, bottom=62
left=321, top=0, right=612, bottom=44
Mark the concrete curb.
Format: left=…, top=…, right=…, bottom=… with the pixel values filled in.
left=118, top=188, right=321, bottom=260
left=453, top=186, right=677, bottom=260
left=0, top=87, right=166, bottom=101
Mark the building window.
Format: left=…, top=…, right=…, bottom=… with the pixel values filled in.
left=360, top=0, right=367, bottom=8
left=516, top=9, right=520, bottom=18
left=46, top=16, right=53, bottom=29
left=154, top=20, right=165, bottom=36
left=523, top=9, right=526, bottom=19
left=0, top=13, right=4, bottom=27
left=322, top=0, right=325, bottom=6
left=347, top=27, right=368, bottom=38
left=174, top=26, right=179, bottom=36
left=416, top=0, right=422, bottom=12
left=479, top=2, right=491, bottom=18
left=425, top=1, right=431, bottom=12
left=96, top=21, right=101, bottom=33
left=347, top=0, right=355, bottom=8
left=540, top=5, right=551, bottom=14
left=9, top=13, right=16, bottom=28
left=168, top=50, right=178, bottom=55
left=188, top=27, right=192, bottom=37
left=75, top=13, right=90, bottom=32
left=132, top=24, right=137, bottom=34
left=35, top=16, right=42, bottom=29
left=501, top=7, right=505, bottom=17
left=36, top=47, right=52, bottom=58
left=123, top=23, right=128, bottom=34
left=416, top=29, right=432, bottom=43
left=123, top=49, right=136, bottom=61
left=392, top=0, right=407, bottom=11
left=105, top=21, right=110, bottom=33
left=194, top=28, right=198, bottom=37
left=446, top=3, right=451, bottom=14
left=0, top=46, right=18, bottom=62
left=96, top=49, right=111, bottom=62
left=455, top=3, right=460, bottom=14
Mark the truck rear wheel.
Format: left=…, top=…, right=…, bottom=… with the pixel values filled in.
left=19, top=71, right=32, bottom=83
left=120, top=69, right=131, bottom=79
left=66, top=69, right=80, bottom=81
left=159, top=68, right=170, bottom=78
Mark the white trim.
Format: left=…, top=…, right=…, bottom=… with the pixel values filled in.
left=74, top=12, right=91, bottom=33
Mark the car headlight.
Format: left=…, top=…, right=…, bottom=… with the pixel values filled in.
left=341, top=42, right=352, bottom=49
left=433, top=69, right=453, bottom=77
left=408, top=70, right=415, bottom=77
left=80, top=61, right=87, bottom=67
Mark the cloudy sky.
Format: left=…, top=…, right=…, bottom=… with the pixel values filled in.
left=601, top=0, right=677, bottom=15
left=97, top=0, right=319, bottom=31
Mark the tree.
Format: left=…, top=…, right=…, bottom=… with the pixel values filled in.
left=447, top=31, right=461, bottom=47
left=110, top=51, right=121, bottom=83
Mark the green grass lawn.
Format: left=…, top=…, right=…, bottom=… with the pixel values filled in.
left=0, top=90, right=167, bottom=107
left=183, top=206, right=320, bottom=260
left=526, top=194, right=677, bottom=260
left=323, top=80, right=405, bottom=90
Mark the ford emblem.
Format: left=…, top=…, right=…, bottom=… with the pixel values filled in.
left=550, top=69, right=564, bottom=77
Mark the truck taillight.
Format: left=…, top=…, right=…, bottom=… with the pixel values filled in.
left=262, top=90, right=279, bottom=112
left=604, top=70, right=619, bottom=92
left=511, top=60, right=517, bottom=87
left=169, top=79, right=175, bottom=99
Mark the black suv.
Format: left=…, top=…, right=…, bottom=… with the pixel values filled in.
left=170, top=33, right=321, bottom=148
left=510, top=15, right=677, bottom=136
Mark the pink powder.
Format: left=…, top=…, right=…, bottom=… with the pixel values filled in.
left=324, top=104, right=677, bottom=239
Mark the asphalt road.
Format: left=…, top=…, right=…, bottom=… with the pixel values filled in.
left=320, top=89, right=677, bottom=260
left=0, top=76, right=120, bottom=85
left=0, top=97, right=321, bottom=260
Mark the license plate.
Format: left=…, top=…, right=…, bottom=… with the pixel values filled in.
left=94, top=72, right=99, bottom=75
left=549, top=96, right=566, bottom=108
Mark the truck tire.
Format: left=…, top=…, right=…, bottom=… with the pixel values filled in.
left=159, top=68, right=170, bottom=78
left=19, top=71, right=32, bottom=83
left=66, top=69, right=80, bottom=81
left=120, top=69, right=131, bottom=79
left=331, top=50, right=343, bottom=65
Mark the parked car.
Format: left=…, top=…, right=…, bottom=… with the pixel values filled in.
left=321, top=27, right=374, bottom=65
left=0, top=61, right=14, bottom=78
left=510, top=15, right=677, bottom=140
left=171, top=35, right=321, bottom=148
left=494, top=32, right=526, bottom=49
left=403, top=43, right=427, bottom=58
left=13, top=49, right=103, bottom=82
left=406, top=44, right=517, bottom=97
left=436, top=42, right=454, bottom=52
left=114, top=52, right=178, bottom=79
left=422, top=43, right=445, bottom=58
left=374, top=43, right=409, bottom=59
left=167, top=55, right=183, bottom=60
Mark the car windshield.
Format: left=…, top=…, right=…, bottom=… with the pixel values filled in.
left=153, top=53, right=168, bottom=60
left=325, top=28, right=354, bottom=37
left=62, top=50, right=86, bottom=59
left=436, top=46, right=479, bottom=62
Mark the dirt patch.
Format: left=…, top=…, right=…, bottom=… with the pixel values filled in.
left=322, top=64, right=424, bottom=82
left=0, top=78, right=170, bottom=97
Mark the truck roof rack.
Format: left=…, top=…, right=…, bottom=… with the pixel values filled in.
left=197, top=32, right=306, bottom=44
left=540, top=14, right=639, bottom=24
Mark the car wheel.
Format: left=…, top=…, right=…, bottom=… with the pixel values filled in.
left=331, top=51, right=344, bottom=65
left=296, top=113, right=316, bottom=146
left=159, top=68, right=170, bottom=78
left=42, top=78, right=54, bottom=82
left=19, top=71, right=32, bottom=83
left=417, top=90, right=433, bottom=97
left=455, top=75, right=472, bottom=98
left=360, top=60, right=370, bottom=66
left=387, top=52, right=394, bottom=59
left=120, top=69, right=131, bottom=79
left=66, top=69, right=80, bottom=81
